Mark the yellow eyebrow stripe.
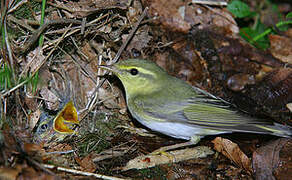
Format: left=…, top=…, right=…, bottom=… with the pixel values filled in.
left=119, top=66, right=157, bottom=77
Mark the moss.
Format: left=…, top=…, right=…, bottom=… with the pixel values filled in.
left=76, top=111, right=120, bottom=156
left=12, top=1, right=41, bottom=20
left=134, top=166, right=167, bottom=179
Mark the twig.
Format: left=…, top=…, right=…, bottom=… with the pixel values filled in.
left=4, top=17, right=16, bottom=82
left=56, top=44, right=97, bottom=84
left=192, top=0, right=227, bottom=6
left=43, top=164, right=128, bottom=180
left=41, top=14, right=110, bottom=51
left=111, top=7, right=149, bottom=64
left=7, top=0, right=28, bottom=14
left=26, top=157, right=60, bottom=179
left=46, top=150, right=75, bottom=155
left=88, top=7, right=149, bottom=110
left=81, top=17, right=86, bottom=34
left=1, top=24, right=72, bottom=98
left=0, top=78, right=29, bottom=98
left=82, top=7, right=149, bottom=120
left=7, top=15, right=35, bottom=31
left=83, top=7, right=149, bottom=115
left=19, top=19, right=82, bottom=53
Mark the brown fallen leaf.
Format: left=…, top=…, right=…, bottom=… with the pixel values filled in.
left=21, top=47, right=45, bottom=78
left=269, top=34, right=292, bottom=64
left=39, top=87, right=60, bottom=111
left=0, top=164, right=55, bottom=180
left=143, top=0, right=238, bottom=35
left=124, top=26, right=152, bottom=52
left=252, top=138, right=292, bottom=180
left=212, top=137, right=252, bottom=174
left=75, top=152, right=97, bottom=172
left=0, top=165, right=22, bottom=180
left=51, top=0, right=128, bottom=18
left=143, top=0, right=191, bottom=33
left=28, top=109, right=41, bottom=130
left=18, top=165, right=55, bottom=180
left=23, top=143, right=44, bottom=157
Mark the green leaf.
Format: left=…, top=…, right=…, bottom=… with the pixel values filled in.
left=0, top=64, right=13, bottom=90
left=240, top=27, right=269, bottom=50
left=240, top=27, right=257, bottom=41
left=286, top=12, right=292, bottom=19
left=227, top=0, right=252, bottom=18
left=254, top=21, right=267, bottom=34
left=31, top=71, right=39, bottom=93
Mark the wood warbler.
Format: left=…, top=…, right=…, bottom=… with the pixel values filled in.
left=101, top=59, right=291, bottom=144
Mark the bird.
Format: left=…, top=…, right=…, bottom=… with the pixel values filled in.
left=100, top=59, right=291, bottom=145
left=33, top=82, right=79, bottom=144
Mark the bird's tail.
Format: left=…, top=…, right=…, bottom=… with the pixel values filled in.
left=255, top=123, right=292, bottom=137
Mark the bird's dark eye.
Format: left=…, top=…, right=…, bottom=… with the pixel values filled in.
left=40, top=124, right=48, bottom=130
left=130, top=68, right=138, bottom=75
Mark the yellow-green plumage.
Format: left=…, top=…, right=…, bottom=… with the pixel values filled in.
left=104, top=59, right=291, bottom=142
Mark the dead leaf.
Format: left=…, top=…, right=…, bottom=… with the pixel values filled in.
left=212, top=137, right=252, bottom=174
left=18, top=166, right=55, bottom=180
left=21, top=47, right=45, bottom=77
left=235, top=68, right=292, bottom=125
left=0, top=165, right=22, bottom=180
left=28, top=109, right=41, bottom=130
left=125, top=26, right=152, bottom=52
left=46, top=143, right=73, bottom=153
left=252, top=138, right=291, bottom=180
left=143, top=0, right=238, bottom=36
left=78, top=153, right=97, bottom=172
left=53, top=0, right=128, bottom=18
left=98, top=86, right=122, bottom=109
left=143, top=0, right=191, bottom=33
left=23, top=143, right=43, bottom=155
left=269, top=34, right=292, bottom=64
left=39, top=87, right=59, bottom=111
left=24, top=93, right=38, bottom=112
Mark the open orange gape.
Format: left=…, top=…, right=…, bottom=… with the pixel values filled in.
left=53, top=100, right=79, bottom=133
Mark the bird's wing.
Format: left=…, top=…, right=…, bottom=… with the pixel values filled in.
left=134, top=89, right=281, bottom=135
left=182, top=99, right=291, bottom=136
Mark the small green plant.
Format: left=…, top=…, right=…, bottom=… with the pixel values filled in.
left=227, top=0, right=292, bottom=49
left=135, top=166, right=166, bottom=179
left=12, top=0, right=41, bottom=20
left=30, top=71, right=39, bottom=93
left=0, top=64, right=13, bottom=90
left=0, top=64, right=39, bottom=93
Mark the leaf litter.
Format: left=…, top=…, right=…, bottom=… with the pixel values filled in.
left=0, top=0, right=291, bottom=179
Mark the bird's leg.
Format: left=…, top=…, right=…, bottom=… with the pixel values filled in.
left=151, top=136, right=201, bottom=154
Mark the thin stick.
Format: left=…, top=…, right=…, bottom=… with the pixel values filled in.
left=86, top=7, right=149, bottom=113
left=26, top=158, right=59, bottom=179
left=88, top=7, right=149, bottom=113
left=43, top=164, right=127, bottom=180
left=111, top=7, right=148, bottom=64
left=1, top=24, right=72, bottom=98
left=192, top=0, right=227, bottom=6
